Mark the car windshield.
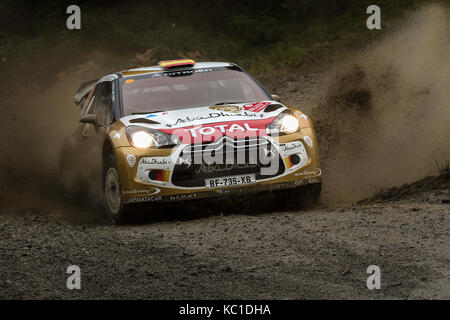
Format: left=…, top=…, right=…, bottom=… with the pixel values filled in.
left=120, top=67, right=270, bottom=115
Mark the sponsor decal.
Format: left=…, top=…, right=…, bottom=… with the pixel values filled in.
left=169, top=193, right=198, bottom=201
left=172, top=111, right=260, bottom=126
left=243, top=102, right=271, bottom=113
left=284, top=156, right=295, bottom=169
left=126, top=196, right=162, bottom=203
left=122, top=187, right=161, bottom=195
left=145, top=112, right=168, bottom=118
left=184, top=122, right=258, bottom=138
left=137, top=157, right=172, bottom=183
left=294, top=177, right=321, bottom=185
left=140, top=157, right=171, bottom=167
left=282, top=143, right=300, bottom=153
left=280, top=141, right=308, bottom=169
left=280, top=141, right=305, bottom=156
left=125, top=193, right=198, bottom=203
left=155, top=68, right=213, bottom=78
left=303, top=136, right=313, bottom=148
left=195, top=162, right=257, bottom=174
left=295, top=168, right=322, bottom=177
left=155, top=170, right=171, bottom=182
left=126, top=154, right=136, bottom=167
left=209, top=105, right=243, bottom=113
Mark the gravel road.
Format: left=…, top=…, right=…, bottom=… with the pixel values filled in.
left=0, top=174, right=448, bottom=299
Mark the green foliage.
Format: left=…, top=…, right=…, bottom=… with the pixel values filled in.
left=1, top=0, right=445, bottom=92
left=227, top=14, right=281, bottom=44
left=282, top=0, right=317, bottom=19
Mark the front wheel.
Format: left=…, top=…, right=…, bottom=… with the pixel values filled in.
left=103, top=155, right=129, bottom=224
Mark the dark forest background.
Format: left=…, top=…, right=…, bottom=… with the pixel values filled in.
left=0, top=0, right=446, bottom=94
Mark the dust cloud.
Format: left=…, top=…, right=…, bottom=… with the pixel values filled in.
left=0, top=56, right=110, bottom=214
left=0, top=4, right=449, bottom=213
left=314, top=4, right=450, bottom=204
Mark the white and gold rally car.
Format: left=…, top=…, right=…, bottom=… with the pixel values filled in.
left=60, top=59, right=321, bottom=223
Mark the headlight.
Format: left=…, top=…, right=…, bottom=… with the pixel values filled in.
left=266, top=112, right=300, bottom=135
left=126, top=126, right=179, bottom=149
left=131, top=131, right=153, bottom=148
left=280, top=115, right=299, bottom=133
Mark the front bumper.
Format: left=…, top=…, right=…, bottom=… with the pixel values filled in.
left=114, top=129, right=321, bottom=204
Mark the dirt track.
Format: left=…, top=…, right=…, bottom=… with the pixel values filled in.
left=0, top=170, right=449, bottom=299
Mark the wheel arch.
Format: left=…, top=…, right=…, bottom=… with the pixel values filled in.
left=102, top=136, right=118, bottom=169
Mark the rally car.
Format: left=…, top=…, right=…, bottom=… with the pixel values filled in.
left=60, top=59, right=321, bottom=223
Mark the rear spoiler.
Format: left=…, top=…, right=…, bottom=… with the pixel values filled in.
left=73, top=79, right=98, bottom=106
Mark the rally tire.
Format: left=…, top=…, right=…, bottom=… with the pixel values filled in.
left=103, top=155, right=129, bottom=224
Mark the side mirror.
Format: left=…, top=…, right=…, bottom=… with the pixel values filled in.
left=271, top=94, right=281, bottom=102
left=80, top=114, right=99, bottom=125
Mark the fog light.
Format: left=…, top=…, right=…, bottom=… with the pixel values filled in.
left=285, top=154, right=300, bottom=169
left=148, top=170, right=157, bottom=180
left=290, top=154, right=300, bottom=165
left=148, top=169, right=170, bottom=182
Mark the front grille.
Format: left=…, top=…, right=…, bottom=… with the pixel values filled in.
left=172, top=136, right=285, bottom=187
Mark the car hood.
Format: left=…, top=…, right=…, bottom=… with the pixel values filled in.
left=118, top=101, right=290, bottom=142
left=119, top=101, right=287, bottom=129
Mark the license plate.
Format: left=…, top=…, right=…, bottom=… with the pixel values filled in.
left=205, top=174, right=256, bottom=188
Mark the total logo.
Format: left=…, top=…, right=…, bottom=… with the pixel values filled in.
left=184, top=123, right=258, bottom=137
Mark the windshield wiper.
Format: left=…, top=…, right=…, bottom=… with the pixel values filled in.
left=214, top=101, right=245, bottom=105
